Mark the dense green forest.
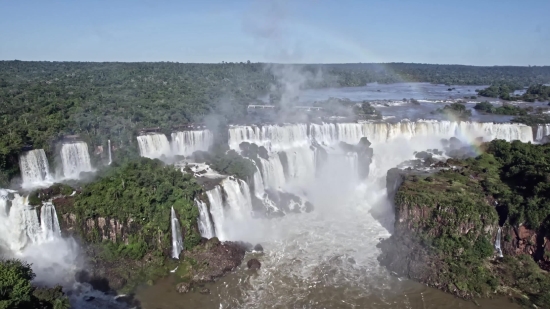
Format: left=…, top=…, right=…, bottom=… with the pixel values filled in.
left=473, top=102, right=528, bottom=116
left=477, top=83, right=550, bottom=102
left=2, top=61, right=550, bottom=184
left=390, top=140, right=550, bottom=306
left=72, top=158, right=204, bottom=253
left=0, top=258, right=70, bottom=309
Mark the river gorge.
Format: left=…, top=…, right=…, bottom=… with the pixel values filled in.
left=2, top=116, right=549, bottom=308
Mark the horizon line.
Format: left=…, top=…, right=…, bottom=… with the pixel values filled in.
left=1, top=60, right=549, bottom=68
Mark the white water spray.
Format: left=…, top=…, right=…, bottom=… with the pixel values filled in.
left=171, top=130, right=214, bottom=156
left=205, top=177, right=254, bottom=241
left=171, top=206, right=184, bottom=259
left=40, top=202, right=61, bottom=241
left=495, top=227, right=503, bottom=258
left=195, top=199, right=215, bottom=239
left=19, top=149, right=52, bottom=189
left=108, top=139, right=112, bottom=165
left=137, top=134, right=171, bottom=159
left=60, top=142, right=93, bottom=179
left=536, top=124, right=550, bottom=141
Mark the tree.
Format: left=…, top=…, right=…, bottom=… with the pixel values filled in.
left=0, top=259, right=35, bottom=309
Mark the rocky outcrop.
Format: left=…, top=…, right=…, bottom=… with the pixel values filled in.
left=174, top=238, right=246, bottom=287
left=247, top=258, right=261, bottom=270
left=502, top=225, right=550, bottom=271
left=378, top=161, right=500, bottom=299
left=379, top=152, right=550, bottom=306
left=338, top=137, right=373, bottom=179
left=57, top=208, right=141, bottom=246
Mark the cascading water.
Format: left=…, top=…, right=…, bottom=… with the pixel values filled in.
left=40, top=202, right=61, bottom=241
left=495, top=227, right=504, bottom=258
left=137, top=133, right=171, bottom=159
left=229, top=121, right=533, bottom=197
left=206, top=186, right=225, bottom=239
left=309, top=121, right=534, bottom=144
left=19, top=149, right=52, bottom=188
left=0, top=192, right=112, bottom=307
left=0, top=194, right=39, bottom=251
left=253, top=168, right=265, bottom=197
left=258, top=156, right=286, bottom=190
left=60, top=142, right=93, bottom=179
left=196, top=121, right=532, bottom=308
left=195, top=199, right=215, bottom=239
left=107, top=139, right=112, bottom=165
left=171, top=130, right=214, bottom=156
left=536, top=124, right=550, bottom=141
left=204, top=177, right=254, bottom=241
left=171, top=206, right=184, bottom=259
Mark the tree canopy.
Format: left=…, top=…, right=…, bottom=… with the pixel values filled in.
left=0, top=259, right=70, bottom=309
left=2, top=61, right=550, bottom=184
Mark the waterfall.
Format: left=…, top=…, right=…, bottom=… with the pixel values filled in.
left=137, top=134, right=171, bottom=159
left=171, top=130, right=214, bottom=156
left=536, top=124, right=550, bottom=141
left=259, top=156, right=286, bottom=190
left=19, top=149, right=52, bottom=188
left=0, top=192, right=64, bottom=252
left=195, top=199, right=215, bottom=239
left=204, top=177, right=254, bottom=241
left=170, top=206, right=184, bottom=259
left=107, top=140, right=112, bottom=165
left=229, top=124, right=310, bottom=151
left=60, top=142, right=93, bottom=179
left=40, top=202, right=61, bottom=241
left=253, top=167, right=265, bottom=197
left=308, top=121, right=534, bottom=144
left=228, top=121, right=534, bottom=190
left=206, top=186, right=225, bottom=239
left=495, top=227, right=503, bottom=258
left=0, top=194, right=41, bottom=251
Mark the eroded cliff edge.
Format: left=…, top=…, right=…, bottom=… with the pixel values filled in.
left=378, top=140, right=550, bottom=308
left=42, top=158, right=249, bottom=295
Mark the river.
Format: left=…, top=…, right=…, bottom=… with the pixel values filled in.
left=135, top=114, right=525, bottom=309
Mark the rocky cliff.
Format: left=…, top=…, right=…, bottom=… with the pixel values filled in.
left=48, top=158, right=248, bottom=294
left=378, top=144, right=550, bottom=307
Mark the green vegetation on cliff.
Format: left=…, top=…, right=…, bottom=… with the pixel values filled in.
left=485, top=140, right=550, bottom=229
left=0, top=259, right=70, bottom=309
left=385, top=140, right=550, bottom=307
left=192, top=146, right=256, bottom=181
left=394, top=156, right=499, bottom=296
left=73, top=158, right=203, bottom=255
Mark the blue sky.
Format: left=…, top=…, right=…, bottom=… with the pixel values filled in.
left=1, top=0, right=548, bottom=65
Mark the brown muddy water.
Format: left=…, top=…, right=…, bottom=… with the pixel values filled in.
left=136, top=257, right=520, bottom=309
left=137, top=138, right=523, bottom=309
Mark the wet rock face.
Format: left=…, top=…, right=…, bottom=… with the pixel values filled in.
left=176, top=282, right=190, bottom=293
left=247, top=258, right=261, bottom=270
left=501, top=225, right=550, bottom=270
left=185, top=239, right=246, bottom=284
left=253, top=244, right=264, bottom=252
left=338, top=137, right=374, bottom=179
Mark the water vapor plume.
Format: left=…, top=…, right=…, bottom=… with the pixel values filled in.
left=242, top=0, right=332, bottom=121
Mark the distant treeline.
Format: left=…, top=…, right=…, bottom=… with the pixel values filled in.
left=1, top=61, right=550, bottom=184
left=477, top=83, right=550, bottom=101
